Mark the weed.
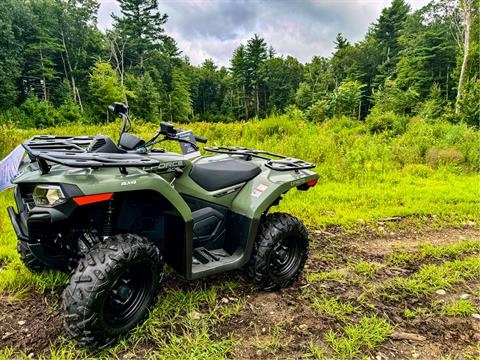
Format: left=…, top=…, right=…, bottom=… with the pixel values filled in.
left=387, top=240, right=480, bottom=266
left=384, top=256, right=480, bottom=298
left=403, top=307, right=431, bottom=319
left=310, top=294, right=359, bottom=320
left=312, top=253, right=337, bottom=262
left=352, top=261, right=379, bottom=277
left=441, top=299, right=477, bottom=317
left=325, top=315, right=393, bottom=359
left=306, top=270, right=346, bottom=283
left=254, top=325, right=292, bottom=355
left=306, top=340, right=328, bottom=359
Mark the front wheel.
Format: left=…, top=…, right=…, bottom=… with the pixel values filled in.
left=62, top=234, right=163, bottom=348
left=247, top=213, right=309, bottom=291
left=17, top=239, right=47, bottom=273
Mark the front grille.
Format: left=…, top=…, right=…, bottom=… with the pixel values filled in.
left=17, top=184, right=36, bottom=212
left=25, top=193, right=35, bottom=211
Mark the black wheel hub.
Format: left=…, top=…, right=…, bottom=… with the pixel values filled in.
left=104, top=264, right=152, bottom=328
left=269, top=236, right=301, bottom=280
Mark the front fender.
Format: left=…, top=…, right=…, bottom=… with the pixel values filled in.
left=231, top=167, right=318, bottom=219
left=16, top=166, right=193, bottom=222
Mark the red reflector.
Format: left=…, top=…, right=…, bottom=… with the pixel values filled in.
left=73, top=193, right=113, bottom=206
left=307, top=179, right=318, bottom=186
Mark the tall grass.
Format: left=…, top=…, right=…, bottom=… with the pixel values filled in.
left=1, top=113, right=478, bottom=228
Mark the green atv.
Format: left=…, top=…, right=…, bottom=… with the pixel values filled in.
left=7, top=103, right=319, bottom=348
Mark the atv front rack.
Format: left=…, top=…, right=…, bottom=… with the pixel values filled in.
left=35, top=152, right=160, bottom=175
left=23, top=135, right=95, bottom=157
left=204, top=146, right=315, bottom=172
left=22, top=136, right=160, bottom=175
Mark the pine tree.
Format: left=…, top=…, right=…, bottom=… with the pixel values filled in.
left=373, top=0, right=411, bottom=86
left=334, top=33, right=350, bottom=50
left=24, top=0, right=63, bottom=102
left=231, top=44, right=249, bottom=119
left=0, top=0, right=25, bottom=109
left=112, top=0, right=168, bottom=72
left=246, top=34, right=268, bottom=117
left=168, top=68, right=192, bottom=122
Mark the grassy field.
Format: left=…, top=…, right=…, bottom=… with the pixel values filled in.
left=0, top=114, right=479, bottom=358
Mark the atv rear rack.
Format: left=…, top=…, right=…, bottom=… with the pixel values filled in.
left=204, top=146, right=315, bottom=172
left=22, top=136, right=160, bottom=175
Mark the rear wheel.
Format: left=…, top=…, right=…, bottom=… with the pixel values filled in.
left=247, top=213, right=309, bottom=291
left=62, top=233, right=163, bottom=348
left=17, top=239, right=47, bottom=272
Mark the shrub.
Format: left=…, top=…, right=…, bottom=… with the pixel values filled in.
left=458, top=77, right=480, bottom=127
left=57, top=100, right=83, bottom=124
left=417, top=83, right=446, bottom=121
left=425, top=148, right=464, bottom=168
left=370, top=80, right=419, bottom=115
left=327, top=80, right=365, bottom=118
left=306, top=99, right=328, bottom=122
left=365, top=110, right=407, bottom=135
left=284, top=104, right=306, bottom=121
left=19, top=95, right=60, bottom=128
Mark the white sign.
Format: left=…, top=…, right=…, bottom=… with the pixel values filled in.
left=251, top=183, right=269, bottom=198
left=0, top=145, right=24, bottom=192
left=177, top=130, right=201, bottom=159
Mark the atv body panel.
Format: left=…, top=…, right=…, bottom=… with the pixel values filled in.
left=9, top=134, right=318, bottom=280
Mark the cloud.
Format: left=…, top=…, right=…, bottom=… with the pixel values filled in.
left=98, top=0, right=430, bottom=67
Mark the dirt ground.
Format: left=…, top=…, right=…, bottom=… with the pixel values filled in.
left=1, top=225, right=479, bottom=359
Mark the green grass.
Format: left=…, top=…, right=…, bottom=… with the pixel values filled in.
left=440, top=299, right=478, bottom=317
left=306, top=270, right=346, bottom=283
left=39, top=282, right=241, bottom=359
left=351, top=261, right=379, bottom=277
left=388, top=240, right=480, bottom=266
left=254, top=324, right=292, bottom=355
left=384, top=256, right=480, bottom=298
left=1, top=115, right=479, bottom=229
left=403, top=307, right=431, bottom=319
left=324, top=315, right=393, bottom=359
left=309, top=294, right=359, bottom=320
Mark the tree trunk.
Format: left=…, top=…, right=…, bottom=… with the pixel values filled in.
left=255, top=81, right=260, bottom=117
left=243, top=84, right=248, bottom=120
left=39, top=48, right=48, bottom=102
left=456, top=0, right=472, bottom=114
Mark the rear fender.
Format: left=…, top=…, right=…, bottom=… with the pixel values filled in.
left=231, top=168, right=318, bottom=219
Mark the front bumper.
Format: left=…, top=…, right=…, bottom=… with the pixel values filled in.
left=7, top=206, right=28, bottom=241
left=7, top=206, right=67, bottom=269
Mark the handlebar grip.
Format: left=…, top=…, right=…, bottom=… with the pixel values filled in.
left=195, top=136, right=208, bottom=144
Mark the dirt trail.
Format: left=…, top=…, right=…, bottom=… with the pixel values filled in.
left=0, top=226, right=479, bottom=358
left=225, top=226, right=480, bottom=359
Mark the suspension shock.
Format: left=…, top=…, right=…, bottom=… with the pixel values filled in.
left=103, top=197, right=115, bottom=237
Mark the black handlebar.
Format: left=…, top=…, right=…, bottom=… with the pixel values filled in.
left=194, top=136, right=208, bottom=144
left=108, top=107, right=207, bottom=149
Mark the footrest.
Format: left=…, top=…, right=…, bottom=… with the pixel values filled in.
left=193, top=247, right=220, bottom=264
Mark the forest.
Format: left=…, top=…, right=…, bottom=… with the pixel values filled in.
left=0, top=0, right=478, bottom=128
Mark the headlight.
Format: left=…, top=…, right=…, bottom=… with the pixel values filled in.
left=32, top=185, right=66, bottom=207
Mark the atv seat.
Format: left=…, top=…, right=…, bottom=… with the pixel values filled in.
left=190, top=159, right=261, bottom=191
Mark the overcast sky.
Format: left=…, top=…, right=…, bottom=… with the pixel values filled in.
left=98, top=0, right=430, bottom=67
